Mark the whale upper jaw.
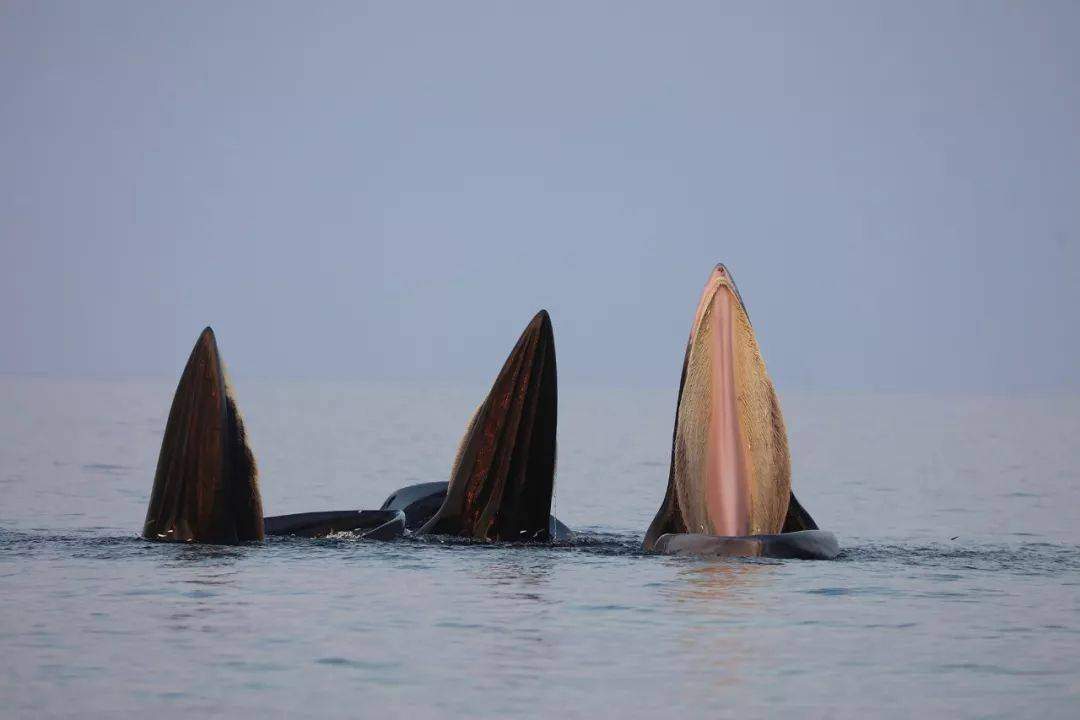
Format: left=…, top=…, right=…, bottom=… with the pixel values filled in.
left=143, top=327, right=264, bottom=544
left=418, top=310, right=558, bottom=542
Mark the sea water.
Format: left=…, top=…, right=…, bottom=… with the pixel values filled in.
left=1, top=377, right=1078, bottom=718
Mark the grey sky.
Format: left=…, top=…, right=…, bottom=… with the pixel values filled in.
left=2, top=1, right=1078, bottom=391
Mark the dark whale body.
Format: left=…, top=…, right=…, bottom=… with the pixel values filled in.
left=257, top=479, right=572, bottom=542
left=264, top=510, right=406, bottom=540
left=380, top=482, right=572, bottom=540
left=379, top=482, right=448, bottom=530
left=653, top=530, right=839, bottom=560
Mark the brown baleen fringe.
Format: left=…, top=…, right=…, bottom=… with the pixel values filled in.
left=731, top=295, right=791, bottom=535
left=448, top=403, right=482, bottom=486
left=672, top=297, right=722, bottom=534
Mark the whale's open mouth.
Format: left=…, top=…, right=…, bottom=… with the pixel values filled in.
left=676, top=265, right=753, bottom=536
left=704, top=278, right=752, bottom=536
left=644, top=261, right=792, bottom=549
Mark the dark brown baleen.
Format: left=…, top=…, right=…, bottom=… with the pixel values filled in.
left=143, top=327, right=264, bottom=544
left=418, top=310, right=557, bottom=541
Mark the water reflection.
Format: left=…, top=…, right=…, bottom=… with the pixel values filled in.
left=665, top=560, right=780, bottom=691
left=671, top=559, right=776, bottom=607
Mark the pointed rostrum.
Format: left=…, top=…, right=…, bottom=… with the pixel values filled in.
left=143, top=327, right=264, bottom=543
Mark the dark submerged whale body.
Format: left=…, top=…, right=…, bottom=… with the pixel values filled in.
left=380, top=482, right=572, bottom=540
left=263, top=510, right=406, bottom=540
left=142, top=312, right=566, bottom=544
left=644, top=264, right=838, bottom=560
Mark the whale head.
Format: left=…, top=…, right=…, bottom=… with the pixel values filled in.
left=143, top=327, right=264, bottom=544
left=419, top=310, right=558, bottom=541
left=644, top=264, right=791, bottom=548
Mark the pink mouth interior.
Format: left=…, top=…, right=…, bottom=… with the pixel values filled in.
left=696, top=276, right=751, bottom=536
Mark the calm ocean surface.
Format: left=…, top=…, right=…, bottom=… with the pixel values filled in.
left=2, top=377, right=1078, bottom=718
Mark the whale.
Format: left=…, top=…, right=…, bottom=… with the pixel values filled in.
left=373, top=309, right=568, bottom=540
left=141, top=326, right=409, bottom=542
left=142, top=312, right=566, bottom=544
left=376, top=309, right=568, bottom=541
left=142, top=326, right=266, bottom=544
left=415, top=310, right=561, bottom=541
left=643, top=264, right=838, bottom=559
left=142, top=285, right=832, bottom=557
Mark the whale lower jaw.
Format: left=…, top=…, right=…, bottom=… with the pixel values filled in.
left=418, top=310, right=558, bottom=541
left=652, top=530, right=839, bottom=560
left=143, top=327, right=264, bottom=544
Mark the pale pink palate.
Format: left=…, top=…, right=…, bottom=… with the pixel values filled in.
left=692, top=267, right=751, bottom=536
